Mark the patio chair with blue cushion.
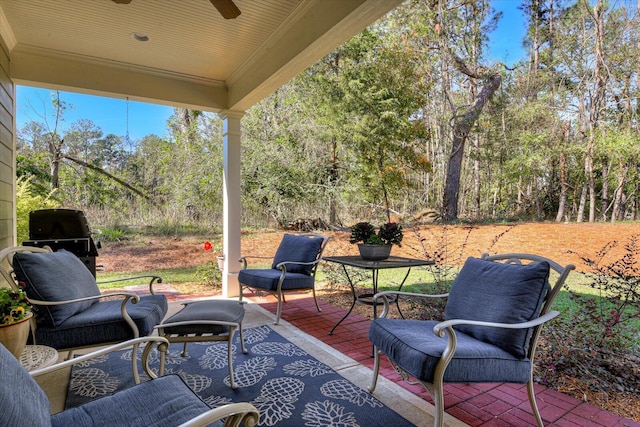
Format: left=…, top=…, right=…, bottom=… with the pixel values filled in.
left=0, top=246, right=168, bottom=367
left=368, top=253, right=574, bottom=427
left=238, top=233, right=329, bottom=324
left=0, top=336, right=259, bottom=427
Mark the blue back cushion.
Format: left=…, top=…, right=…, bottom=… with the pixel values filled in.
left=271, top=234, right=324, bottom=275
left=0, top=343, right=52, bottom=426
left=445, top=257, right=550, bottom=358
left=13, top=249, right=100, bottom=327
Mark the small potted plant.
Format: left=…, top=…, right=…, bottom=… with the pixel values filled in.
left=197, top=241, right=223, bottom=288
left=204, top=241, right=224, bottom=271
left=0, top=286, right=32, bottom=358
left=350, top=222, right=403, bottom=260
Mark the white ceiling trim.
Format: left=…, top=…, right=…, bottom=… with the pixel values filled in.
left=11, top=49, right=229, bottom=111
left=227, top=0, right=402, bottom=111
left=227, top=0, right=315, bottom=88
left=13, top=44, right=228, bottom=89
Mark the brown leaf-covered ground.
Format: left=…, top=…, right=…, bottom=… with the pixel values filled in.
left=99, top=222, right=640, bottom=273
left=97, top=222, right=640, bottom=422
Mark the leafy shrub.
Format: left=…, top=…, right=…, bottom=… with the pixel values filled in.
left=402, top=224, right=515, bottom=318
left=99, top=226, right=129, bottom=242
left=16, top=176, right=58, bottom=244
left=567, top=236, right=640, bottom=352
left=195, top=260, right=222, bottom=288
left=543, top=236, right=640, bottom=394
left=195, top=241, right=222, bottom=288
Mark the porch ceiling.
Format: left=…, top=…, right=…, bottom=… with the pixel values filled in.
left=0, top=0, right=401, bottom=111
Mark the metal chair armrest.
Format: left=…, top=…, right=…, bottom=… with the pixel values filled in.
left=97, top=275, right=163, bottom=295
left=178, top=402, right=259, bottom=427
left=274, top=258, right=321, bottom=270
left=28, top=292, right=140, bottom=306
left=238, top=255, right=273, bottom=269
left=372, top=290, right=449, bottom=318
left=433, top=310, right=560, bottom=337
left=29, top=336, right=169, bottom=380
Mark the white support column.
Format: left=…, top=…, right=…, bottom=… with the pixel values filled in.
left=220, top=111, right=244, bottom=297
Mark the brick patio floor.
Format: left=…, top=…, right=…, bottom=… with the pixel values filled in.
left=238, top=291, right=640, bottom=427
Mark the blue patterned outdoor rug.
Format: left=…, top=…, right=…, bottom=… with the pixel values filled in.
left=66, top=325, right=416, bottom=426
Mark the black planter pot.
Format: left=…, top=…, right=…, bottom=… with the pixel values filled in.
left=357, top=244, right=392, bottom=261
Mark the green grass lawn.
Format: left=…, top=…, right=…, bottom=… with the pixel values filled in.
left=96, top=267, right=198, bottom=289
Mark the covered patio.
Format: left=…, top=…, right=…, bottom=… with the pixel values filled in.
left=210, top=290, right=636, bottom=427
left=2, top=2, right=638, bottom=427
left=34, top=286, right=634, bottom=426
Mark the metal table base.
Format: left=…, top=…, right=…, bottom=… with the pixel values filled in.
left=323, top=256, right=434, bottom=335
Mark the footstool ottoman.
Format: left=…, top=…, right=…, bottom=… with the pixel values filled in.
left=156, top=299, right=247, bottom=389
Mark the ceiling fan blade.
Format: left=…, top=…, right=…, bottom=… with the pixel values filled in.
left=112, top=0, right=133, bottom=3
left=210, top=0, right=241, bottom=19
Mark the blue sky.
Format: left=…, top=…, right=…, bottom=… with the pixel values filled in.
left=489, top=0, right=527, bottom=66
left=16, top=0, right=525, bottom=142
left=16, top=88, right=174, bottom=143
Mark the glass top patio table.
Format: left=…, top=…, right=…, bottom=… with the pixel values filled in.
left=323, top=255, right=434, bottom=335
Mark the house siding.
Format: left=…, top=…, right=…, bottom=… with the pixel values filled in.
left=0, top=36, right=15, bottom=249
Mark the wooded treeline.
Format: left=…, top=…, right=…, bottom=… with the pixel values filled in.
left=17, top=0, right=640, bottom=230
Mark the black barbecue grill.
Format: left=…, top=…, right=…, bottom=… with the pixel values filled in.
left=22, top=208, right=101, bottom=276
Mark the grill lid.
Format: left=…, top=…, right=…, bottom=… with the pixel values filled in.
left=29, top=209, right=93, bottom=240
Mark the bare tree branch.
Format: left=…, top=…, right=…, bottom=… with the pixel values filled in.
left=62, top=154, right=153, bottom=201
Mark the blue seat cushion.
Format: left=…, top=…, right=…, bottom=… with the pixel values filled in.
left=239, top=268, right=315, bottom=291
left=271, top=234, right=324, bottom=275
left=0, top=343, right=52, bottom=426
left=34, top=295, right=168, bottom=349
left=445, top=257, right=550, bottom=358
left=162, top=300, right=245, bottom=335
left=369, top=318, right=532, bottom=384
left=51, top=374, right=218, bottom=427
left=13, top=249, right=101, bottom=327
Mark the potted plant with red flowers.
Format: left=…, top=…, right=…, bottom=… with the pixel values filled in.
left=204, top=241, right=224, bottom=271
left=196, top=241, right=223, bottom=287
left=350, top=222, right=403, bottom=260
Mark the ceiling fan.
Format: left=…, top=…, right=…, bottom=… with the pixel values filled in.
left=111, top=0, right=241, bottom=19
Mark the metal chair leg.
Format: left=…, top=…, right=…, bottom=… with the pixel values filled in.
left=274, top=290, right=282, bottom=325
left=312, top=287, right=322, bottom=312
left=239, top=322, right=247, bottom=354
left=228, top=327, right=237, bottom=389
left=528, top=379, right=544, bottom=426
left=368, top=346, right=381, bottom=393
